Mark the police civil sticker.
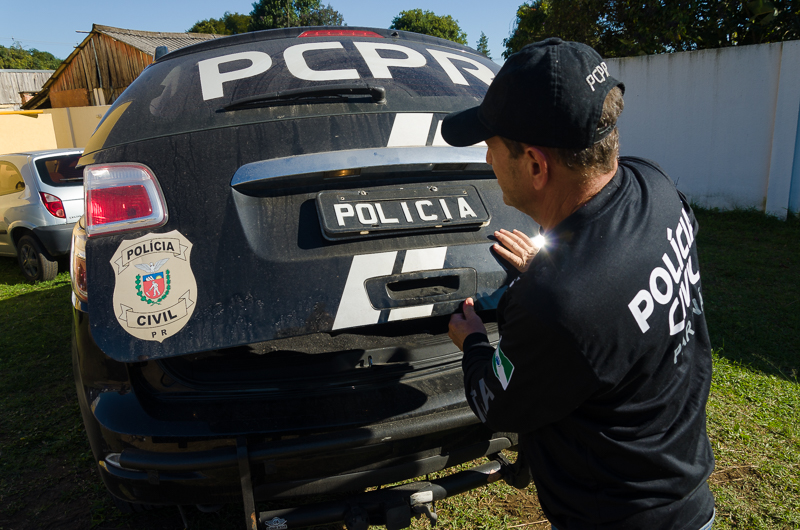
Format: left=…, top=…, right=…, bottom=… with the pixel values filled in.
left=110, top=230, right=197, bottom=342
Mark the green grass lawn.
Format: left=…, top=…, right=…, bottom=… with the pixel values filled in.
left=0, top=208, right=798, bottom=529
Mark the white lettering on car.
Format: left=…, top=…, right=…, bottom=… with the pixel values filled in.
left=198, top=51, right=273, bottom=100
left=334, top=203, right=354, bottom=226
left=375, top=203, right=399, bottom=224
left=334, top=199, right=477, bottom=226
left=401, top=202, right=413, bottom=222
left=458, top=197, right=477, bottom=218
left=427, top=49, right=495, bottom=86
left=352, top=42, right=427, bottom=79
left=415, top=200, right=437, bottom=221
left=283, top=41, right=359, bottom=81
left=356, top=203, right=377, bottom=224
left=439, top=199, right=453, bottom=220
left=197, top=43, right=497, bottom=100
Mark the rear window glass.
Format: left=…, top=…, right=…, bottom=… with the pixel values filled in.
left=35, top=154, right=83, bottom=186
left=88, top=33, right=499, bottom=153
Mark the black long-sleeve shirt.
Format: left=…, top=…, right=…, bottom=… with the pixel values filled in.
left=463, top=157, right=715, bottom=530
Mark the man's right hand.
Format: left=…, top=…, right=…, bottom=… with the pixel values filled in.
left=448, top=298, right=486, bottom=351
left=493, top=229, right=542, bottom=273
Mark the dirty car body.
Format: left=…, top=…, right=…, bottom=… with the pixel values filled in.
left=70, top=27, right=536, bottom=528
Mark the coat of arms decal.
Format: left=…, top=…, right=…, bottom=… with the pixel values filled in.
left=110, top=230, right=197, bottom=343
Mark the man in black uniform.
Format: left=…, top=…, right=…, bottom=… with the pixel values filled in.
left=443, top=38, right=716, bottom=530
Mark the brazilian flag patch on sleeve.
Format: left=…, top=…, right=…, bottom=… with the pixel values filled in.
left=492, top=345, right=515, bottom=390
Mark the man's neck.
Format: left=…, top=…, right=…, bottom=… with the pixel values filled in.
left=535, top=161, right=618, bottom=230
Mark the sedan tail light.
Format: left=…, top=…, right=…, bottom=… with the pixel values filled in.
left=83, top=163, right=167, bottom=237
left=40, top=192, right=66, bottom=218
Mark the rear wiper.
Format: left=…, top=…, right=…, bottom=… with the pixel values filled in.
left=219, top=84, right=386, bottom=112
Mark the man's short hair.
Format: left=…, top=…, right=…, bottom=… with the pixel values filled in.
left=502, top=87, right=625, bottom=177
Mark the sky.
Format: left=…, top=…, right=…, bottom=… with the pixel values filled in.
left=1, top=0, right=525, bottom=65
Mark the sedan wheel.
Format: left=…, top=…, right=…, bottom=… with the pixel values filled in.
left=17, top=235, right=58, bottom=282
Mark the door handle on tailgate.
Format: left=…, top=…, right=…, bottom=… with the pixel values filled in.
left=365, top=268, right=477, bottom=309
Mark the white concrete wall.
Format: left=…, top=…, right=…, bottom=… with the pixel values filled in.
left=608, top=41, right=800, bottom=218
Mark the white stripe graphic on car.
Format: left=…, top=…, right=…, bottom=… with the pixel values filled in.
left=388, top=247, right=448, bottom=321
left=332, top=248, right=449, bottom=329
left=387, top=113, right=434, bottom=147
left=431, top=118, right=486, bottom=147
left=332, top=251, right=397, bottom=330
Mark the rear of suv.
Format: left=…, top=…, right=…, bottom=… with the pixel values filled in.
left=70, top=27, right=537, bottom=529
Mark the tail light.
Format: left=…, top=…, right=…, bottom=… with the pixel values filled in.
left=83, top=163, right=167, bottom=237
left=70, top=219, right=88, bottom=303
left=40, top=192, right=65, bottom=218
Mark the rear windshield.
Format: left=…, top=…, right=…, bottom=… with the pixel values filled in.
left=85, top=31, right=499, bottom=154
left=35, top=154, right=83, bottom=186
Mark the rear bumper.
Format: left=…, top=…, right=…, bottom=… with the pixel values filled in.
left=98, top=428, right=514, bottom=505
left=72, top=307, right=515, bottom=507
left=33, top=223, right=74, bottom=256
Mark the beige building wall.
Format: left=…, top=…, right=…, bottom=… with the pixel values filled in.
left=0, top=113, right=58, bottom=154
left=46, top=106, right=110, bottom=148
left=0, top=106, right=110, bottom=155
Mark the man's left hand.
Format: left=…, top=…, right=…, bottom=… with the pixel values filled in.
left=448, top=298, right=487, bottom=351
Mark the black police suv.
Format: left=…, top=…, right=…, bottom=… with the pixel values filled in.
left=70, top=27, right=536, bottom=529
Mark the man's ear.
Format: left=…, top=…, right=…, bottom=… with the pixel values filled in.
left=523, top=146, right=549, bottom=191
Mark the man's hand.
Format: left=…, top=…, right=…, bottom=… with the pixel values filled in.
left=493, top=229, right=542, bottom=273
left=448, top=298, right=487, bottom=351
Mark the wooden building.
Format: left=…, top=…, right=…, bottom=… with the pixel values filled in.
left=0, top=69, right=54, bottom=110
left=23, top=24, right=221, bottom=110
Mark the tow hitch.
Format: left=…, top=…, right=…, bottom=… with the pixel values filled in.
left=236, top=437, right=528, bottom=530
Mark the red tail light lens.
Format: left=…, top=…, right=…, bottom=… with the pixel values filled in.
left=40, top=192, right=65, bottom=218
left=83, top=164, right=167, bottom=237
left=88, top=186, right=153, bottom=225
left=298, top=30, right=383, bottom=38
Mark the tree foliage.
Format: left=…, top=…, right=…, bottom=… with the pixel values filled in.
left=0, top=43, right=61, bottom=70
left=188, top=12, right=251, bottom=35
left=390, top=9, right=468, bottom=45
left=503, top=0, right=800, bottom=58
left=476, top=32, right=492, bottom=58
left=249, top=0, right=344, bottom=31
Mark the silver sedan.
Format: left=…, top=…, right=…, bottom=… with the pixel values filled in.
left=0, top=148, right=84, bottom=281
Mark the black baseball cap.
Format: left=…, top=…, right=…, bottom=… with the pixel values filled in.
left=442, top=38, right=624, bottom=149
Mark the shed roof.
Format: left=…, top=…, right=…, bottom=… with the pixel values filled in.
left=22, top=24, right=223, bottom=110
left=0, top=69, right=54, bottom=108
left=94, top=24, right=221, bottom=56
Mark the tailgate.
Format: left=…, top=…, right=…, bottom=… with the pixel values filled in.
left=85, top=116, right=536, bottom=361
left=81, top=31, right=537, bottom=361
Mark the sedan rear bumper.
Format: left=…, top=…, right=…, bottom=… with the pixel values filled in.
left=33, top=223, right=75, bottom=256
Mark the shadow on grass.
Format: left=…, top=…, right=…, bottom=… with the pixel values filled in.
left=0, top=255, right=70, bottom=286
left=694, top=207, right=799, bottom=383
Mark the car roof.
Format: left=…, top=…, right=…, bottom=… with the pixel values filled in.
left=157, top=26, right=477, bottom=62
left=80, top=26, right=498, bottom=160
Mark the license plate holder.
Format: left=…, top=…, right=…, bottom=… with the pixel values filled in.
left=316, top=185, right=489, bottom=240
